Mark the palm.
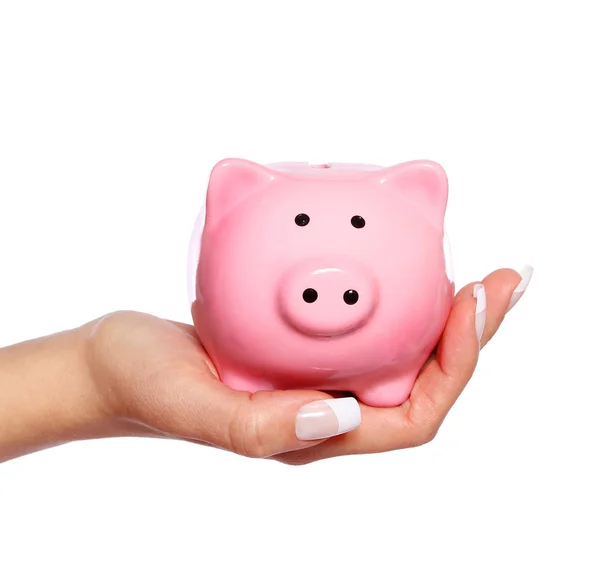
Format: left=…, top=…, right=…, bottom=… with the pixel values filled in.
left=89, top=312, right=217, bottom=437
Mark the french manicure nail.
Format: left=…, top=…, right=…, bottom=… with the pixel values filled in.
left=295, top=397, right=361, bottom=441
left=506, top=265, right=534, bottom=312
left=473, top=283, right=487, bottom=343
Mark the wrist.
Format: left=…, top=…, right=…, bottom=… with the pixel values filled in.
left=0, top=325, right=113, bottom=462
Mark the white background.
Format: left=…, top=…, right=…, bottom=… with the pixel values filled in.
left=1, top=1, right=598, bottom=567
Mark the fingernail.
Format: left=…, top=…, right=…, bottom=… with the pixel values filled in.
left=295, top=397, right=361, bottom=441
left=506, top=265, right=534, bottom=312
left=473, top=283, right=487, bottom=343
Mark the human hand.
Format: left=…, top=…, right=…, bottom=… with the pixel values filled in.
left=81, top=266, right=532, bottom=464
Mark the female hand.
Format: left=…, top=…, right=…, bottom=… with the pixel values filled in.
left=83, top=266, right=531, bottom=464
left=0, top=266, right=532, bottom=464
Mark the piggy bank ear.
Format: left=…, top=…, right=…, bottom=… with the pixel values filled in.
left=205, top=158, right=275, bottom=227
left=379, top=160, right=448, bottom=226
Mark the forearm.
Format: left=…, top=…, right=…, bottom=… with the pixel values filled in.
left=0, top=326, right=110, bottom=462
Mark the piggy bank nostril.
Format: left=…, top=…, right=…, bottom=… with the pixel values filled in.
left=302, top=288, right=318, bottom=303
left=343, top=290, right=359, bottom=305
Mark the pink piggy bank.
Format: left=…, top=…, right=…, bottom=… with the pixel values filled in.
left=189, top=159, right=454, bottom=407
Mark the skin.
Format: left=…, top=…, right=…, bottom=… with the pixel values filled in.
left=0, top=268, right=522, bottom=465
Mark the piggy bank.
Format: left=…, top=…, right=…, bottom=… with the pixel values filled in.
left=188, top=159, right=454, bottom=407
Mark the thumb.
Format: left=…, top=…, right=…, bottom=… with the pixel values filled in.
left=173, top=376, right=362, bottom=458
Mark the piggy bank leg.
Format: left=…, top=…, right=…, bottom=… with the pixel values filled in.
left=220, top=369, right=273, bottom=394
left=355, top=372, right=418, bottom=408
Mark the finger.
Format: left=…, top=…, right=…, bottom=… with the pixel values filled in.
left=414, top=268, right=521, bottom=409
left=479, top=267, right=532, bottom=346
left=403, top=280, right=483, bottom=433
left=271, top=401, right=413, bottom=465
left=506, top=265, right=534, bottom=314
left=153, top=367, right=362, bottom=458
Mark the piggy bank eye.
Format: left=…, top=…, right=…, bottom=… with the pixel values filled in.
left=351, top=215, right=365, bottom=229
left=343, top=290, right=359, bottom=305
left=302, top=288, right=318, bottom=303
left=295, top=213, right=310, bottom=226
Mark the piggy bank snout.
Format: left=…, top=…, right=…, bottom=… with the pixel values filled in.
left=278, top=259, right=378, bottom=337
